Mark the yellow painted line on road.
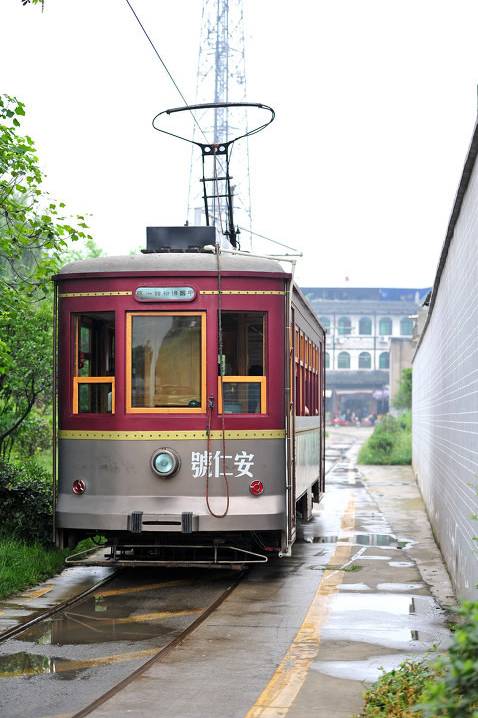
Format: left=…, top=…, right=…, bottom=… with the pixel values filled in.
left=20, top=585, right=54, bottom=599
left=95, top=579, right=188, bottom=598
left=69, top=608, right=203, bottom=626
left=244, top=498, right=356, bottom=718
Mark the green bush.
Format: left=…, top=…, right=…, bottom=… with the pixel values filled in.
left=358, top=412, right=411, bottom=465
left=358, top=658, right=434, bottom=717
left=0, top=461, right=52, bottom=545
left=418, top=601, right=478, bottom=717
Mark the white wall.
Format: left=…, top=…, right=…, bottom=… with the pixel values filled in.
left=413, top=157, right=478, bottom=600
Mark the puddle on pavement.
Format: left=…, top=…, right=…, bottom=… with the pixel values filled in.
left=312, top=651, right=426, bottom=683
left=14, top=599, right=199, bottom=646
left=301, top=533, right=412, bottom=548
left=338, top=583, right=371, bottom=591
left=0, top=651, right=81, bottom=679
left=389, top=561, right=415, bottom=568
left=322, top=591, right=451, bottom=652
left=377, top=582, right=425, bottom=592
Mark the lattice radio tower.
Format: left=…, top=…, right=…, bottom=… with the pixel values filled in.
left=187, top=0, right=252, bottom=247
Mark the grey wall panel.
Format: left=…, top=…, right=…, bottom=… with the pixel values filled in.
left=295, top=428, right=321, bottom=498
left=413, top=158, right=478, bottom=600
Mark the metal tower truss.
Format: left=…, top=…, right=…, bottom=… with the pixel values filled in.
left=187, top=0, right=253, bottom=247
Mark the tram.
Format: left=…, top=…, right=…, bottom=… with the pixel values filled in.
left=53, top=104, right=326, bottom=566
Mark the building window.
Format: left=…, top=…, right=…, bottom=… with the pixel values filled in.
left=400, top=317, right=413, bottom=336
left=337, top=317, right=352, bottom=335
left=127, top=312, right=206, bottom=413
left=379, top=351, right=390, bottom=369
left=218, top=312, right=266, bottom=414
left=359, top=317, right=372, bottom=335
left=337, top=351, right=350, bottom=369
left=379, top=317, right=393, bottom=335
left=320, top=316, right=330, bottom=332
left=73, top=312, right=115, bottom=414
left=325, top=352, right=330, bottom=369
left=358, top=351, right=372, bottom=369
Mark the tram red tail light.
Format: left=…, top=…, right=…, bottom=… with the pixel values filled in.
left=72, top=479, right=86, bottom=495
left=249, top=480, right=264, bottom=496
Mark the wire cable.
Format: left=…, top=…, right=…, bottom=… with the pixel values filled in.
left=237, top=227, right=301, bottom=253
left=124, top=0, right=206, bottom=141
left=124, top=1, right=251, bottom=244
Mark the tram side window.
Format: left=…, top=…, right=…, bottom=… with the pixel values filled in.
left=219, top=312, right=266, bottom=414
left=295, top=330, right=320, bottom=417
left=73, top=313, right=115, bottom=414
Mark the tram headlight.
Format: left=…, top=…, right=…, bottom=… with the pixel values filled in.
left=151, top=448, right=180, bottom=478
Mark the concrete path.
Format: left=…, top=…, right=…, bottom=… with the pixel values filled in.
left=87, top=428, right=454, bottom=718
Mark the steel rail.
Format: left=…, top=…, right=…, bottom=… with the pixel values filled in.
left=0, top=570, right=117, bottom=645
left=70, top=570, right=246, bottom=718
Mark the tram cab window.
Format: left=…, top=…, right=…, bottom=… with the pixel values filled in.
left=128, top=313, right=205, bottom=413
left=218, top=312, right=266, bottom=414
left=73, top=313, right=115, bottom=414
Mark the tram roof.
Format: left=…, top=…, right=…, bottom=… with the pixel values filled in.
left=56, top=252, right=289, bottom=278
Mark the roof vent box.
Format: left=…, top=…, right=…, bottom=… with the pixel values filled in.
left=144, top=226, right=216, bottom=253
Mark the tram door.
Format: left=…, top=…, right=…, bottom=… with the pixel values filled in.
left=286, top=308, right=297, bottom=549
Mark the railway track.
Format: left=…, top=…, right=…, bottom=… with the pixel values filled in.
left=0, top=571, right=117, bottom=645
left=0, top=568, right=244, bottom=718
left=71, top=572, right=243, bottom=718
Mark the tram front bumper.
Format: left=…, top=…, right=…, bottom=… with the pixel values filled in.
left=56, top=495, right=285, bottom=532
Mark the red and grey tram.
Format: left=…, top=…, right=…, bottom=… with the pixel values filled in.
left=53, top=226, right=325, bottom=566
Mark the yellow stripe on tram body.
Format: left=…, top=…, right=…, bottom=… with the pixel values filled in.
left=244, top=497, right=357, bottom=718
left=59, top=291, right=132, bottom=297
left=59, top=429, right=286, bottom=441
left=200, top=290, right=285, bottom=295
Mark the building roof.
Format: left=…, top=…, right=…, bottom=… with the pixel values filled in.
left=302, top=287, right=430, bottom=303
left=326, top=370, right=389, bottom=389
left=305, top=300, right=420, bottom=315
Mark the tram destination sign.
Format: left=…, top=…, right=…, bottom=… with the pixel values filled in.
left=135, top=286, right=196, bottom=302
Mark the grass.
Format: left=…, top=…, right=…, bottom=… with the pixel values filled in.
left=0, top=535, right=107, bottom=600
left=358, top=412, right=411, bottom=465
left=0, top=537, right=67, bottom=600
left=357, top=658, right=435, bottom=718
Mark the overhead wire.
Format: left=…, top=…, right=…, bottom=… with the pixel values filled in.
left=237, top=227, right=302, bottom=254
left=124, top=0, right=206, bottom=142
left=124, top=0, right=250, bottom=240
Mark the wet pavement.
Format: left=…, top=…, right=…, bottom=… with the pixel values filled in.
left=80, top=428, right=454, bottom=718
left=0, top=428, right=455, bottom=717
left=0, top=566, right=114, bottom=639
left=0, top=570, right=238, bottom=718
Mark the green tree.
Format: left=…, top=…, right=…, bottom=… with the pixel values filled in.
left=393, top=367, right=412, bottom=410
left=0, top=94, right=88, bottom=455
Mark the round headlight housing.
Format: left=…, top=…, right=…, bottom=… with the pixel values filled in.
left=151, top=448, right=180, bottom=478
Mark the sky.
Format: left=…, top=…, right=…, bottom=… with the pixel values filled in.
left=2, top=0, right=478, bottom=288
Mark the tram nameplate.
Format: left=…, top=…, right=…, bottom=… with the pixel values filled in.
left=135, top=286, right=196, bottom=302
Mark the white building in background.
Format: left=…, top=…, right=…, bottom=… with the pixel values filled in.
left=301, top=287, right=430, bottom=419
